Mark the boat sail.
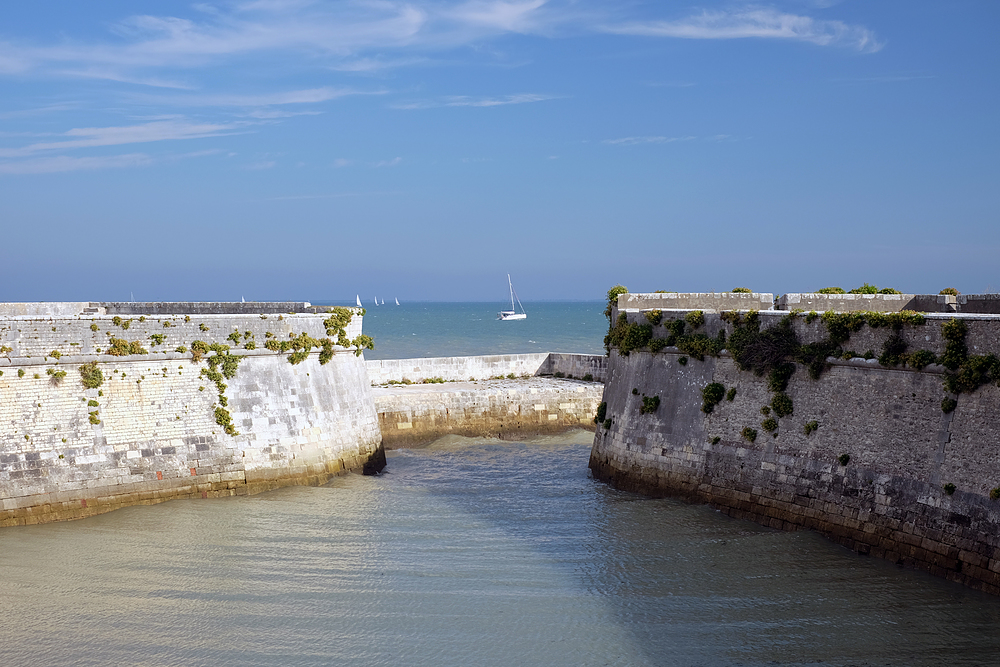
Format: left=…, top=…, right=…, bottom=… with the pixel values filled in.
left=497, top=274, right=527, bottom=321
left=356, top=295, right=362, bottom=307
left=395, top=297, right=400, bottom=306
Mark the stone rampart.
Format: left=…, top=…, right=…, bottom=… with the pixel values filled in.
left=374, top=377, right=603, bottom=447
left=958, top=294, right=1000, bottom=314
left=777, top=293, right=958, bottom=313
left=619, top=292, right=774, bottom=311
left=591, top=306, right=1000, bottom=594
left=365, top=353, right=606, bottom=384
left=0, top=305, right=382, bottom=526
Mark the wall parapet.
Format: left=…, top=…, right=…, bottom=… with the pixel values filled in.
left=618, top=292, right=774, bottom=312
left=616, top=292, right=1000, bottom=315
left=777, top=293, right=957, bottom=313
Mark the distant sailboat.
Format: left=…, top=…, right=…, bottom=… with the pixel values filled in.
left=381, top=298, right=385, bottom=305
left=497, top=274, right=527, bottom=321
left=395, top=297, right=400, bottom=306
left=356, top=295, right=362, bottom=307
left=373, top=297, right=378, bottom=306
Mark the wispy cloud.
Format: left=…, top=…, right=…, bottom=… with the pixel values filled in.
left=0, top=153, right=153, bottom=175
left=394, top=92, right=558, bottom=109
left=156, top=87, right=381, bottom=108
left=0, top=120, right=250, bottom=158
left=0, top=103, right=82, bottom=119
left=603, top=135, right=696, bottom=146
left=603, top=7, right=882, bottom=53
left=243, top=160, right=276, bottom=170
left=374, top=157, right=403, bottom=167
left=834, top=75, right=936, bottom=83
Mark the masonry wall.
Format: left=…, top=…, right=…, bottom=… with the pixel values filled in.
left=365, top=353, right=606, bottom=385
left=374, top=377, right=603, bottom=447
left=0, top=307, right=382, bottom=526
left=590, top=307, right=1000, bottom=594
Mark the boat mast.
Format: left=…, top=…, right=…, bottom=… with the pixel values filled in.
left=508, top=274, right=515, bottom=311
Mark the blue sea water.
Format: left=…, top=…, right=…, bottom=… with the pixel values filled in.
left=314, top=301, right=607, bottom=360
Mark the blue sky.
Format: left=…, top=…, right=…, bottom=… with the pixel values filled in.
left=1, top=1, right=997, bottom=302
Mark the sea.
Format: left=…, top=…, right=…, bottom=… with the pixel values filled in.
left=2, top=302, right=1000, bottom=666
left=340, top=301, right=608, bottom=360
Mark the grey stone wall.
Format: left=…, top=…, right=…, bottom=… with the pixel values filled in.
left=777, top=293, right=958, bottom=313
left=373, top=377, right=602, bottom=447
left=590, top=310, right=1000, bottom=594
left=619, top=292, right=774, bottom=311
left=0, top=309, right=381, bottom=526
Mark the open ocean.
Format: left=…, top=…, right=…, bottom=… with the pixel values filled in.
left=313, top=301, right=607, bottom=360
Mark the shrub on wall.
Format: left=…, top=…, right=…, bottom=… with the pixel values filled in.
left=732, top=288, right=751, bottom=293
left=770, top=393, right=793, bottom=417
left=701, top=383, right=725, bottom=414
left=741, top=427, right=757, bottom=443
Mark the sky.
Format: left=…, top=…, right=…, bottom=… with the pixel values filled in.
left=1, top=1, right=997, bottom=302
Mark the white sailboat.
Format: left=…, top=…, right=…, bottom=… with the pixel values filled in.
left=497, top=274, right=527, bottom=321
left=373, top=297, right=378, bottom=306
left=395, top=297, right=400, bottom=306
left=381, top=298, right=385, bottom=305
left=356, top=295, right=362, bottom=307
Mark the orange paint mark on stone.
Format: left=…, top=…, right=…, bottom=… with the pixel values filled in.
left=201, top=491, right=208, bottom=499
left=190, top=468, right=197, bottom=476
left=156, top=471, right=163, bottom=480
left=80, top=499, right=87, bottom=508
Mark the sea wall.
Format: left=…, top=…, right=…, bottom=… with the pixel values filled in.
left=590, top=304, right=1000, bottom=594
left=0, top=305, right=383, bottom=526
left=365, top=353, right=606, bottom=384
left=374, top=377, right=603, bottom=447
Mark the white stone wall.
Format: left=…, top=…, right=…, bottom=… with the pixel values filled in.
left=0, top=310, right=379, bottom=526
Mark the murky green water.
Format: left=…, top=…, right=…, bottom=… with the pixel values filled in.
left=2, top=432, right=998, bottom=666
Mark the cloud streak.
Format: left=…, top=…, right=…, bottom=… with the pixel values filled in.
left=603, top=7, right=882, bottom=52
left=603, top=135, right=696, bottom=146
left=0, top=153, right=153, bottom=175
left=0, top=3, right=881, bottom=88
left=0, top=120, right=250, bottom=158
left=394, top=93, right=559, bottom=109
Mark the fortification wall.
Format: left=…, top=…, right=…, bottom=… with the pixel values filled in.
left=590, top=306, right=1000, bottom=594
left=0, top=309, right=359, bottom=361
left=365, top=353, right=606, bottom=385
left=374, top=377, right=603, bottom=447
left=0, top=305, right=382, bottom=526
left=777, top=293, right=957, bottom=313
left=620, top=292, right=774, bottom=311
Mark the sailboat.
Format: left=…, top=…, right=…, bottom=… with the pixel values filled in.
left=356, top=295, right=362, bottom=307
left=497, top=274, right=527, bottom=321
left=373, top=297, right=378, bottom=306
left=395, top=297, right=400, bottom=306
left=381, top=298, right=385, bottom=305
